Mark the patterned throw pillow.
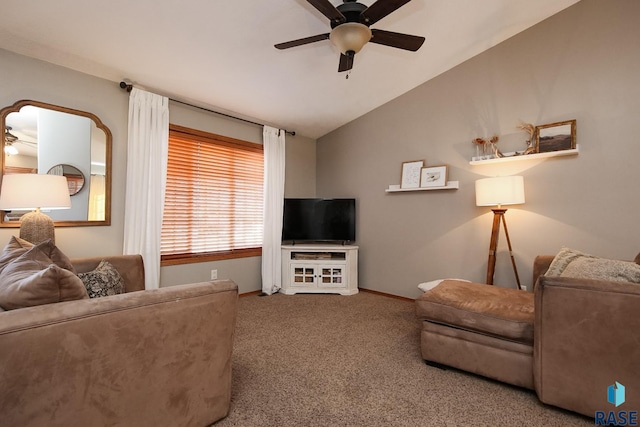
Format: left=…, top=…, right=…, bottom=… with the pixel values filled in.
left=78, top=260, right=126, bottom=298
left=546, top=247, right=640, bottom=283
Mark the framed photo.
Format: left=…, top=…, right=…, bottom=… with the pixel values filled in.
left=420, top=165, right=448, bottom=188
left=400, top=160, right=424, bottom=189
left=535, top=120, right=576, bottom=153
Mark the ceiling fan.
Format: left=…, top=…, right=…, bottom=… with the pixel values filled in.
left=275, top=0, right=425, bottom=73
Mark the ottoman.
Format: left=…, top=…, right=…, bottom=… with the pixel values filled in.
left=415, top=279, right=535, bottom=389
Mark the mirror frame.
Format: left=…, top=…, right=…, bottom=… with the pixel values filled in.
left=0, top=99, right=112, bottom=227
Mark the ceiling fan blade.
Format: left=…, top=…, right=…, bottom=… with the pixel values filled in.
left=307, top=0, right=346, bottom=24
left=275, top=33, right=330, bottom=50
left=360, top=0, right=412, bottom=26
left=370, top=29, right=425, bottom=51
left=338, top=53, right=354, bottom=72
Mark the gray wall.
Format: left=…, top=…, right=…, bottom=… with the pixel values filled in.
left=316, top=0, right=640, bottom=298
left=0, top=48, right=316, bottom=294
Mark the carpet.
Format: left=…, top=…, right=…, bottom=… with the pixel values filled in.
left=214, top=291, right=591, bottom=426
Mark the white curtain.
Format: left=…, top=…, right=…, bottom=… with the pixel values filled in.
left=123, top=88, right=169, bottom=290
left=88, top=174, right=106, bottom=221
left=261, top=126, right=286, bottom=295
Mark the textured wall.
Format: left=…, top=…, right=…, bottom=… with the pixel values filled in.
left=316, top=0, right=640, bottom=298
left=0, top=49, right=317, bottom=293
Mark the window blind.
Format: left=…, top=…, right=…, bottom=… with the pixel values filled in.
left=161, top=125, right=263, bottom=264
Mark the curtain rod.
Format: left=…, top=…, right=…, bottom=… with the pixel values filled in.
left=119, top=81, right=295, bottom=136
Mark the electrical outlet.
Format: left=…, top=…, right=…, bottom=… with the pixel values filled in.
left=210, top=269, right=218, bottom=280
left=522, top=285, right=528, bottom=292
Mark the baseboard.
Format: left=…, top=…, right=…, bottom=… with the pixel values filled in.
left=359, top=288, right=414, bottom=302
left=240, top=288, right=414, bottom=301
left=239, top=290, right=262, bottom=298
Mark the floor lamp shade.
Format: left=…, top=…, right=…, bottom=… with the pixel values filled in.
left=475, top=176, right=525, bottom=289
left=475, top=176, right=525, bottom=207
left=0, top=174, right=72, bottom=244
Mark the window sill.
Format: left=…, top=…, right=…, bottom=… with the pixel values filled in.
left=161, top=248, right=262, bottom=266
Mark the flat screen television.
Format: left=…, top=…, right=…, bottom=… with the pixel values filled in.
left=282, top=198, right=356, bottom=243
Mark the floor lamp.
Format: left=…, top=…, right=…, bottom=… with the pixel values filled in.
left=475, top=176, right=525, bottom=289
left=0, top=174, right=72, bottom=244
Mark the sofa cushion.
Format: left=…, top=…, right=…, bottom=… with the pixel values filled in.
left=0, top=245, right=88, bottom=310
left=78, top=260, right=126, bottom=298
left=0, top=236, right=76, bottom=275
left=415, top=280, right=534, bottom=343
left=546, top=247, right=640, bottom=283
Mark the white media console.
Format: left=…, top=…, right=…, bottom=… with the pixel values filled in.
left=281, top=244, right=358, bottom=295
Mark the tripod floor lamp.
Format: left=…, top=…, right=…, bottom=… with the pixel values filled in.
left=475, top=176, right=525, bottom=289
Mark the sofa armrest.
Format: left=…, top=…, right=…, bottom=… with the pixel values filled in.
left=532, top=255, right=554, bottom=287
left=0, top=279, right=238, bottom=427
left=533, top=275, right=640, bottom=417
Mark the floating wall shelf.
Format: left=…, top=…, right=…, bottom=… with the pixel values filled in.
left=385, top=181, right=459, bottom=193
left=469, top=145, right=579, bottom=165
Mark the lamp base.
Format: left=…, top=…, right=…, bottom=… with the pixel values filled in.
left=20, top=210, right=55, bottom=245
left=486, top=208, right=521, bottom=289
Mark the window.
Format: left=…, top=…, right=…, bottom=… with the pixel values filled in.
left=161, top=124, right=263, bottom=265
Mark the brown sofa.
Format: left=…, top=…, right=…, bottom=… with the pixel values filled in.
left=0, top=255, right=238, bottom=427
left=416, top=253, right=640, bottom=417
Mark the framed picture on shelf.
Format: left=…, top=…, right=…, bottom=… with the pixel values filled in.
left=420, top=165, right=448, bottom=188
left=400, top=160, right=424, bottom=189
left=535, top=120, right=576, bottom=153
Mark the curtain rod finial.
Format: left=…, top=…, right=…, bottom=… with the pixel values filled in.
left=119, top=81, right=133, bottom=92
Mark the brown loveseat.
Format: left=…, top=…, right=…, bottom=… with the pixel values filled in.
left=0, top=254, right=238, bottom=427
left=416, top=251, right=640, bottom=417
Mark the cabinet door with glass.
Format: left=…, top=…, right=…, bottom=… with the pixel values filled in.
left=318, top=265, right=346, bottom=288
left=290, top=264, right=317, bottom=287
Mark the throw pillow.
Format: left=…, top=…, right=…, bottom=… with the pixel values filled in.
left=0, top=245, right=88, bottom=310
left=545, top=247, right=591, bottom=277
left=0, top=236, right=76, bottom=275
left=546, top=247, right=640, bottom=283
left=77, top=260, right=126, bottom=298
left=418, top=278, right=470, bottom=292
left=0, top=236, right=32, bottom=273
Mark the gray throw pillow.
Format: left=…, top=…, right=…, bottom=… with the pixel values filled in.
left=546, top=247, right=640, bottom=283
left=0, top=245, right=88, bottom=310
left=0, top=236, right=76, bottom=275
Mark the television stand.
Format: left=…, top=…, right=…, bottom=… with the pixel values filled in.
left=281, top=244, right=358, bottom=295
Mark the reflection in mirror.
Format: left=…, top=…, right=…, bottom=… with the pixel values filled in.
left=1, top=100, right=111, bottom=227
left=47, top=164, right=85, bottom=196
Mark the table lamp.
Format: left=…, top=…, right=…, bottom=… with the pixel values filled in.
left=475, top=176, right=525, bottom=289
left=0, top=174, right=72, bottom=244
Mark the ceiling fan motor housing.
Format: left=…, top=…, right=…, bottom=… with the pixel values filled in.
left=331, top=1, right=369, bottom=28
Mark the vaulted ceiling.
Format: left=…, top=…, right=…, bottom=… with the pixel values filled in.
left=0, top=0, right=580, bottom=139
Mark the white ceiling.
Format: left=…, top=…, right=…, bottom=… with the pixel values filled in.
left=0, top=0, right=580, bottom=139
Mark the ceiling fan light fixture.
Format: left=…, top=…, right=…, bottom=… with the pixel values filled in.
left=4, top=142, right=18, bottom=156
left=329, top=22, right=372, bottom=55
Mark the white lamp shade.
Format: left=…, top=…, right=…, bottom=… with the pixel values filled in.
left=475, top=176, right=525, bottom=207
left=0, top=174, right=72, bottom=210
left=329, top=23, right=372, bottom=54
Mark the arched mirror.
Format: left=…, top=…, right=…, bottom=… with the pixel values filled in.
left=1, top=100, right=111, bottom=226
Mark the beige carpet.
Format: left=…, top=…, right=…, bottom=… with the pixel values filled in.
left=215, top=291, right=591, bottom=426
